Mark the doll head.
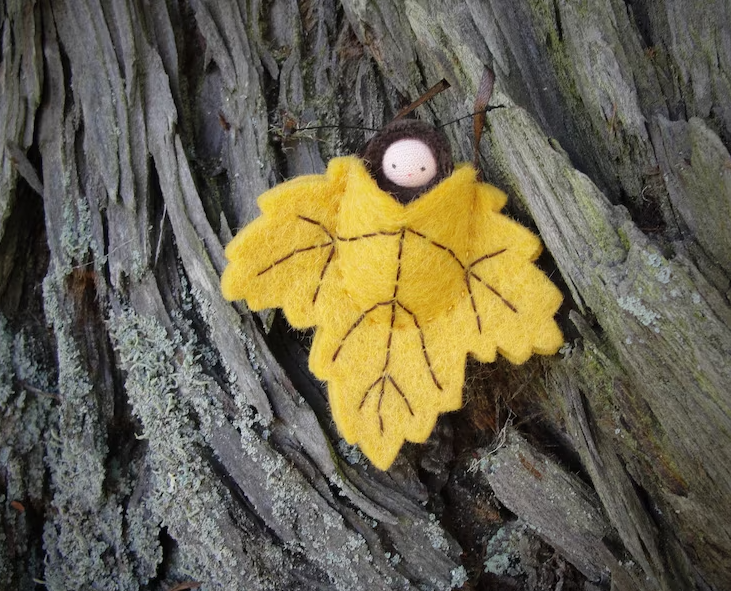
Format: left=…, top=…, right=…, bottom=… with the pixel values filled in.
left=362, top=119, right=454, bottom=204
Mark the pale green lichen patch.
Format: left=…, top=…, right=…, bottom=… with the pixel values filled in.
left=43, top=498, right=139, bottom=591
left=40, top=272, right=134, bottom=590
left=5, top=329, right=55, bottom=498
left=563, top=169, right=628, bottom=264
left=336, top=439, right=365, bottom=465
left=231, top=410, right=375, bottom=591
left=0, top=315, right=14, bottom=589
left=12, top=330, right=54, bottom=395
left=425, top=513, right=450, bottom=552
left=385, top=551, right=402, bottom=567
left=617, top=295, right=661, bottom=330
left=612, top=237, right=709, bottom=339
left=108, top=307, right=246, bottom=588
left=41, top=278, right=104, bottom=505
left=0, top=310, right=57, bottom=588
left=0, top=315, right=13, bottom=408
left=645, top=252, right=671, bottom=284
left=124, top=503, right=164, bottom=584
left=59, top=197, right=97, bottom=272
left=450, top=565, right=468, bottom=588
left=482, top=525, right=526, bottom=577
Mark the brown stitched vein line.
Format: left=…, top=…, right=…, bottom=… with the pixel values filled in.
left=377, top=303, right=397, bottom=431
left=388, top=376, right=414, bottom=415
left=298, top=215, right=334, bottom=240
left=466, top=270, right=482, bottom=334
left=393, top=229, right=405, bottom=298
left=470, top=248, right=507, bottom=267
left=358, top=375, right=414, bottom=435
left=257, top=242, right=333, bottom=276
left=312, top=246, right=335, bottom=304
left=464, top=250, right=509, bottom=331
left=359, top=376, right=382, bottom=410
left=405, top=228, right=426, bottom=239
left=336, top=229, right=401, bottom=242
left=378, top=234, right=404, bottom=412
left=377, top=380, right=386, bottom=433
left=332, top=300, right=392, bottom=362
left=297, top=216, right=342, bottom=305
left=382, top=302, right=396, bottom=370
left=470, top=271, right=518, bottom=313
left=396, top=301, right=443, bottom=391
left=405, top=228, right=465, bottom=270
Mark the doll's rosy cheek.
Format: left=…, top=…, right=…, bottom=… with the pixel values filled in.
left=382, top=139, right=437, bottom=188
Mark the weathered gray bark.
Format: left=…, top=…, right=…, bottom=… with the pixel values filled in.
left=1, top=0, right=730, bottom=590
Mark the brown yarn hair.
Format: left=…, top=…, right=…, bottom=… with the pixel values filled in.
left=362, top=119, right=453, bottom=204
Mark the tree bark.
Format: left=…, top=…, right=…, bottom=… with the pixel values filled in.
left=1, top=0, right=730, bottom=590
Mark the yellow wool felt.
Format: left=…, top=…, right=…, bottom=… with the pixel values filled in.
left=221, top=156, right=563, bottom=470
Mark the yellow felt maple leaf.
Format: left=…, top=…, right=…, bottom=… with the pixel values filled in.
left=222, top=156, right=563, bottom=470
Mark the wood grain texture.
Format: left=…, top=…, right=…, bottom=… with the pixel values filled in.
left=0, top=0, right=730, bottom=590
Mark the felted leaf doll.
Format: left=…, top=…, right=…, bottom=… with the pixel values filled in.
left=221, top=93, right=563, bottom=470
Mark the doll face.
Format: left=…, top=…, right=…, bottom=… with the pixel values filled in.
left=362, top=119, right=454, bottom=204
left=381, top=139, right=438, bottom=188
